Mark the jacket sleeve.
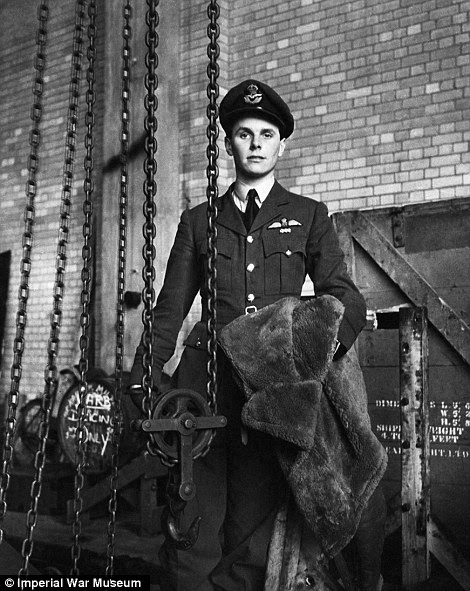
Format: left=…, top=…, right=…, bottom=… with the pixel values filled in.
left=128, top=208, right=201, bottom=388
left=306, top=201, right=366, bottom=351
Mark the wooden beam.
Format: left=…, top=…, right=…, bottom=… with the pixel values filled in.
left=139, top=475, right=162, bottom=536
left=399, top=307, right=430, bottom=589
left=65, top=452, right=164, bottom=522
left=429, top=517, right=470, bottom=591
left=351, top=212, right=470, bottom=365
left=264, top=502, right=287, bottom=589
left=265, top=496, right=348, bottom=591
left=264, top=497, right=301, bottom=591
left=384, top=492, right=402, bottom=537
left=333, top=212, right=356, bottom=281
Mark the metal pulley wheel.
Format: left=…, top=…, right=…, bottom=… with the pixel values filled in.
left=142, top=389, right=221, bottom=463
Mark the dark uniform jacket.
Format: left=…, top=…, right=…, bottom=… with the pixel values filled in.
left=129, top=180, right=366, bottom=388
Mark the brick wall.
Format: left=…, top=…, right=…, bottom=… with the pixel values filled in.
left=180, top=0, right=469, bottom=213
left=179, top=1, right=232, bottom=210
left=0, top=0, right=104, bottom=404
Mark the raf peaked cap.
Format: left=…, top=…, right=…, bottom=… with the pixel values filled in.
left=219, top=79, right=294, bottom=138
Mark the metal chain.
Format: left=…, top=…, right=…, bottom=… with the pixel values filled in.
left=204, top=0, right=220, bottom=447
left=18, top=0, right=87, bottom=575
left=70, top=0, right=96, bottom=576
left=138, top=1, right=220, bottom=467
left=0, top=0, right=49, bottom=546
left=141, top=0, right=160, bottom=456
left=21, top=0, right=87, bottom=571
left=106, top=0, right=132, bottom=576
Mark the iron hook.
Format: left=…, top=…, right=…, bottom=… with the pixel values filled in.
left=161, top=506, right=201, bottom=551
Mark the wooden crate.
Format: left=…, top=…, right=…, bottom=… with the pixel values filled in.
left=334, top=198, right=470, bottom=590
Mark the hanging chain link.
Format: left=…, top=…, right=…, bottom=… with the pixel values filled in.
left=204, top=0, right=220, bottom=449
left=141, top=0, right=160, bottom=456
left=106, top=0, right=132, bottom=576
left=69, top=0, right=96, bottom=576
left=18, top=0, right=87, bottom=575
left=0, top=0, right=50, bottom=547
left=139, top=1, right=220, bottom=467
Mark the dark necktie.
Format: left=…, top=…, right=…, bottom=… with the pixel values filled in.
left=244, top=189, right=259, bottom=230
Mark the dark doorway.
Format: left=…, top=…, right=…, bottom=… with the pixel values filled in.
left=0, top=251, right=11, bottom=367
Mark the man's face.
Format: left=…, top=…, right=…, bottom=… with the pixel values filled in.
left=225, top=117, right=286, bottom=182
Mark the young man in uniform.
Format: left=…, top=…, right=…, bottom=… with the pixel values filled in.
left=128, top=80, right=385, bottom=591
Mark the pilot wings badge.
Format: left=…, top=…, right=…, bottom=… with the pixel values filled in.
left=267, top=218, right=303, bottom=234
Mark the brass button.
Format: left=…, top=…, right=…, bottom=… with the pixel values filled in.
left=246, top=263, right=255, bottom=272
left=285, top=249, right=292, bottom=257
left=247, top=293, right=255, bottom=302
left=247, top=235, right=254, bottom=243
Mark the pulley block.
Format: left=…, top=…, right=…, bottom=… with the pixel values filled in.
left=132, top=388, right=226, bottom=501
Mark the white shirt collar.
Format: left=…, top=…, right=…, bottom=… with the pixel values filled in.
left=231, top=178, right=275, bottom=212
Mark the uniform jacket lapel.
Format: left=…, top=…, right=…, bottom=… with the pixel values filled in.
left=250, top=181, right=291, bottom=233
left=216, top=185, right=247, bottom=235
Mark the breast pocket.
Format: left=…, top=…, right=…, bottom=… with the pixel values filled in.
left=199, top=235, right=233, bottom=293
left=262, top=231, right=306, bottom=295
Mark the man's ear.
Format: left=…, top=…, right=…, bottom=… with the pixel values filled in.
left=225, top=136, right=233, bottom=156
left=278, top=138, right=286, bottom=157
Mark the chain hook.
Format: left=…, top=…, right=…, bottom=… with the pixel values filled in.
left=160, top=470, right=201, bottom=550
left=160, top=503, right=201, bottom=551
left=132, top=389, right=226, bottom=549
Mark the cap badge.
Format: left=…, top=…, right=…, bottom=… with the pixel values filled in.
left=244, top=83, right=263, bottom=105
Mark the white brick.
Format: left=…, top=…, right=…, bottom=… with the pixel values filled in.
left=381, top=133, right=395, bottom=143
left=407, top=24, right=421, bottom=35
left=296, top=22, right=320, bottom=35
left=426, top=83, right=440, bottom=94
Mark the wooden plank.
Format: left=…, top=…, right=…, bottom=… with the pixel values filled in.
left=399, top=308, right=430, bottom=589
left=429, top=517, right=470, bottom=591
left=279, top=499, right=302, bottom=591
left=333, top=212, right=356, bottom=280
left=264, top=496, right=305, bottom=591
left=351, top=212, right=470, bottom=366
left=264, top=501, right=288, bottom=591
left=139, top=475, right=162, bottom=536
left=65, top=453, right=164, bottom=522
left=385, top=492, right=402, bottom=537
left=405, top=209, right=470, bottom=253
left=359, top=331, right=400, bottom=367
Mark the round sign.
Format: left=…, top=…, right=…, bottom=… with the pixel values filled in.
left=58, top=378, right=122, bottom=474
